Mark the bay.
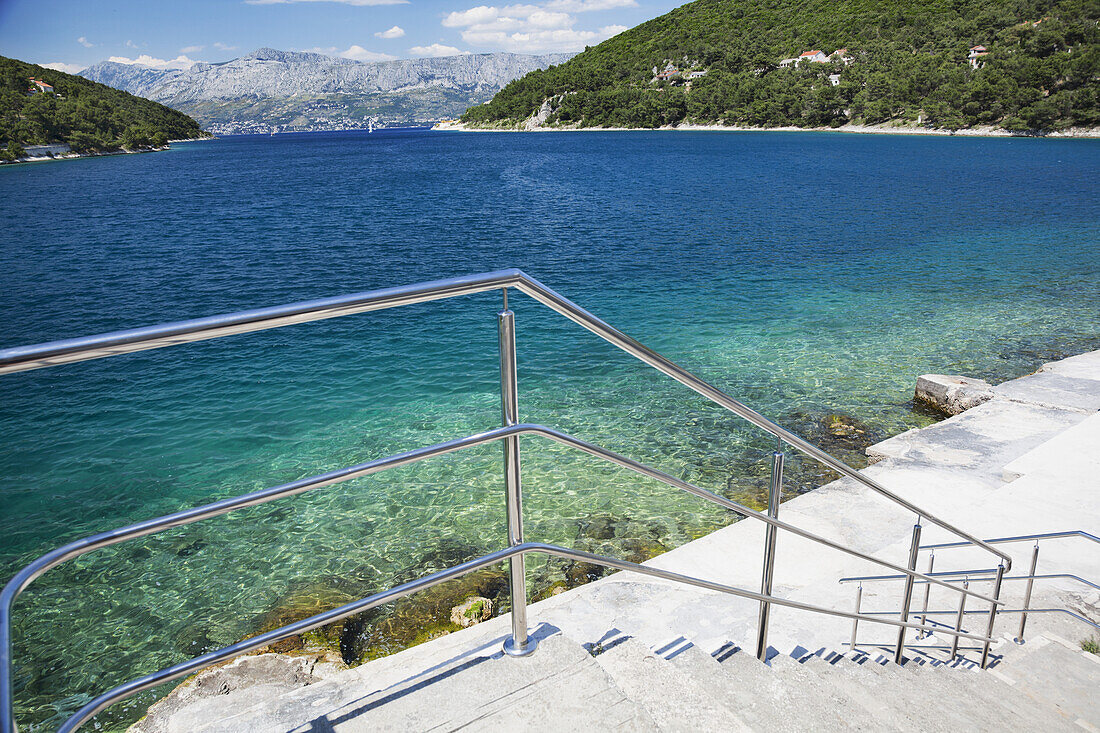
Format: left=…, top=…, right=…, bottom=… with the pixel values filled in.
left=1, top=128, right=1098, bottom=729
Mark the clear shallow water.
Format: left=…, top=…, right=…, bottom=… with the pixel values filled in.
left=1, top=129, right=1098, bottom=729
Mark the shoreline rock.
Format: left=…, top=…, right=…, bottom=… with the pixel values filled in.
left=914, top=374, right=995, bottom=415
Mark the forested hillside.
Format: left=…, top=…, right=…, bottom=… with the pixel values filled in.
left=461, top=0, right=1100, bottom=131
left=1, top=56, right=206, bottom=160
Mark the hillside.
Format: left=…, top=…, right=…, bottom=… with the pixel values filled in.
left=0, top=56, right=206, bottom=159
left=461, top=0, right=1100, bottom=132
left=81, top=49, right=574, bottom=133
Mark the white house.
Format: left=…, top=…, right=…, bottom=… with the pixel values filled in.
left=831, top=48, right=853, bottom=65
left=968, top=45, right=989, bottom=69
left=687, top=70, right=707, bottom=79
left=828, top=74, right=841, bottom=86
left=799, top=50, right=829, bottom=63
left=28, top=78, right=54, bottom=94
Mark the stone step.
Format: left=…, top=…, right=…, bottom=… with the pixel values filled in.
left=898, top=656, right=1077, bottom=731
left=766, top=653, right=884, bottom=730
left=592, top=637, right=752, bottom=732
left=703, top=643, right=881, bottom=731
left=992, top=634, right=1100, bottom=729
left=174, top=633, right=657, bottom=732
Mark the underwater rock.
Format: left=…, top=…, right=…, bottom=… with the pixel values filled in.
left=450, top=596, right=493, bottom=628
left=344, top=567, right=509, bottom=663
left=253, top=582, right=361, bottom=658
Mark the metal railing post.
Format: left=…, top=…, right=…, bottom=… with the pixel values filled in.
left=849, top=583, right=862, bottom=652
left=1016, top=543, right=1040, bottom=643
left=951, top=578, right=969, bottom=660
left=894, top=521, right=922, bottom=664
left=756, top=444, right=784, bottom=661
left=980, top=564, right=1005, bottom=668
left=917, top=550, right=934, bottom=639
left=499, top=291, right=535, bottom=657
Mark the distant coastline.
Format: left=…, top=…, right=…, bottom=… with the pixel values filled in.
left=433, top=120, right=1100, bottom=138
left=1, top=144, right=171, bottom=167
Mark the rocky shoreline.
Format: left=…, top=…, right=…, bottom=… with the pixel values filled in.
left=433, top=119, right=1100, bottom=138
left=1, top=144, right=172, bottom=166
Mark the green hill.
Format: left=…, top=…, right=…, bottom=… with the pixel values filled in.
left=461, top=0, right=1100, bottom=131
left=1, top=55, right=206, bottom=160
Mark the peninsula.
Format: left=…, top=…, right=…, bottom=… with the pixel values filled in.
left=0, top=56, right=207, bottom=163
left=460, top=0, right=1100, bottom=134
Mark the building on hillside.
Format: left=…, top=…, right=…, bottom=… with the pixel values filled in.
left=831, top=48, right=853, bottom=64
left=799, top=50, right=829, bottom=63
left=968, top=45, right=989, bottom=69
left=778, top=57, right=799, bottom=68
left=687, top=70, right=707, bottom=79
left=828, top=74, right=841, bottom=86
left=28, top=78, right=54, bottom=94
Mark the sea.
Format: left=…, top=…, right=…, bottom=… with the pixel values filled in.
left=1, top=128, right=1098, bottom=729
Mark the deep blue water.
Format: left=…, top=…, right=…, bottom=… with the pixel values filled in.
left=1, top=129, right=1099, bottom=729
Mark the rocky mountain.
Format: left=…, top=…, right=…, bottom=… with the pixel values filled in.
left=80, top=48, right=574, bottom=133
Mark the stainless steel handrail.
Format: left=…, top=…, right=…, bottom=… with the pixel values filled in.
left=857, top=608, right=1100, bottom=630
left=921, top=530, right=1100, bottom=551
left=841, top=569, right=997, bottom=583
left=842, top=572, right=1099, bottom=591
left=56, top=541, right=996, bottom=733
left=0, top=422, right=1004, bottom=731
left=1, top=270, right=1014, bottom=729
left=0, top=269, right=1013, bottom=573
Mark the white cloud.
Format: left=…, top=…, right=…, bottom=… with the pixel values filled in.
left=339, top=45, right=398, bottom=61
left=246, top=0, right=409, bottom=6
left=443, top=2, right=628, bottom=52
left=107, top=54, right=198, bottom=70
left=544, top=0, right=635, bottom=11
left=181, top=45, right=205, bottom=53
left=375, top=25, right=406, bottom=39
left=125, top=39, right=141, bottom=49
left=77, top=36, right=94, bottom=48
left=409, top=43, right=468, bottom=57
left=42, top=61, right=85, bottom=74
left=214, top=42, right=239, bottom=51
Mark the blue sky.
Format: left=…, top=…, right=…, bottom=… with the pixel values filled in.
left=0, top=0, right=681, bottom=72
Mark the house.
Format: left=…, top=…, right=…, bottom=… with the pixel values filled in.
left=831, top=48, right=853, bottom=64
left=687, top=70, right=707, bottom=79
left=968, top=45, right=989, bottom=69
left=781, top=50, right=829, bottom=67
left=28, top=78, right=54, bottom=94
left=828, top=74, right=841, bottom=86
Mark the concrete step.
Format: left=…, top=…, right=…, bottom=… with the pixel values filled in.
left=177, top=633, right=657, bottom=732
left=592, top=637, right=751, bottom=731
left=799, top=654, right=919, bottom=731
left=993, top=634, right=1100, bottom=729
left=767, top=653, right=885, bottom=730
left=705, top=644, right=882, bottom=731
left=899, top=656, right=1077, bottom=732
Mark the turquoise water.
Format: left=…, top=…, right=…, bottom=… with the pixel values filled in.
left=1, top=129, right=1099, bottom=729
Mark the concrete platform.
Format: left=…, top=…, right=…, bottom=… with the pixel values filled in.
left=133, top=350, right=1100, bottom=731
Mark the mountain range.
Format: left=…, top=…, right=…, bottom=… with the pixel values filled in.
left=80, top=48, right=574, bottom=133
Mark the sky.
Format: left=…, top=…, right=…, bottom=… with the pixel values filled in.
left=0, top=0, right=682, bottom=73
